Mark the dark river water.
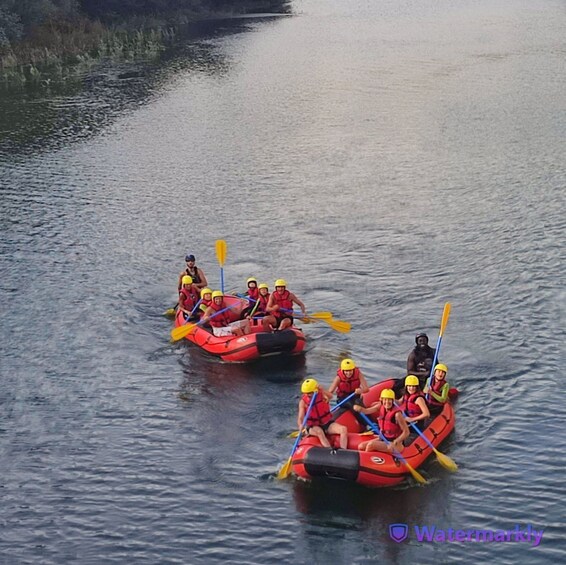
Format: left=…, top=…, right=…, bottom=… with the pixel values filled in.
left=1, top=0, right=565, bottom=563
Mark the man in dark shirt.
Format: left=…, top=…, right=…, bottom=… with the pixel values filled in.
left=407, top=333, right=437, bottom=387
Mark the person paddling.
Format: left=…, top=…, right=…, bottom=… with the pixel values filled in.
left=264, top=279, right=306, bottom=331
left=202, top=291, right=250, bottom=337
left=198, top=287, right=213, bottom=317
left=355, top=389, right=409, bottom=453
left=178, top=276, right=200, bottom=321
left=178, top=254, right=208, bottom=291
left=328, top=359, right=370, bottom=425
left=399, top=375, right=430, bottom=430
left=423, top=364, right=450, bottom=416
left=298, top=379, right=348, bottom=450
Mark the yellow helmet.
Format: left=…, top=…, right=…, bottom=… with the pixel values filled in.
left=405, top=375, right=419, bottom=386
left=246, top=277, right=257, bottom=286
left=211, top=290, right=224, bottom=300
left=182, top=275, right=193, bottom=285
left=301, top=378, right=318, bottom=394
left=380, top=388, right=395, bottom=400
left=200, top=287, right=212, bottom=298
left=258, top=283, right=269, bottom=290
left=274, top=278, right=287, bottom=287
left=341, top=358, right=356, bottom=371
left=435, top=363, right=448, bottom=374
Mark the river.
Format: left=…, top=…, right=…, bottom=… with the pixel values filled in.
left=0, top=0, right=564, bottom=563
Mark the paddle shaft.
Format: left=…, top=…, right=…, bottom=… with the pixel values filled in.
left=425, top=303, right=451, bottom=400
left=280, top=392, right=318, bottom=478
left=358, top=412, right=422, bottom=478
left=171, top=301, right=239, bottom=341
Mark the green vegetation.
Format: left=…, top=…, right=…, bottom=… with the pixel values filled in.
left=0, top=0, right=289, bottom=83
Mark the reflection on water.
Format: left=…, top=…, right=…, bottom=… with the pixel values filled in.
left=1, top=0, right=565, bottom=563
left=0, top=17, right=272, bottom=156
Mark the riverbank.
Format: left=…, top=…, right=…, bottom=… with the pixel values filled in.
left=0, top=1, right=289, bottom=85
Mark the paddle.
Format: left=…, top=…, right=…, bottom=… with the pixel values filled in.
left=163, top=304, right=178, bottom=318
left=321, top=317, right=351, bottom=333
left=170, top=301, right=237, bottom=342
left=277, top=392, right=318, bottom=480
left=358, top=412, right=427, bottom=484
left=287, top=392, right=357, bottom=437
left=426, top=302, right=451, bottom=400
left=215, top=240, right=227, bottom=293
left=394, top=402, right=458, bottom=472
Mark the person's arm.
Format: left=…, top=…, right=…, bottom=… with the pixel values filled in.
left=297, top=399, right=306, bottom=429
left=327, top=376, right=340, bottom=396
left=178, top=272, right=184, bottom=291
left=266, top=294, right=278, bottom=313
left=406, top=397, right=430, bottom=423
left=407, top=350, right=417, bottom=373
left=354, top=401, right=381, bottom=415
left=357, top=372, right=370, bottom=395
left=429, top=382, right=449, bottom=404
left=317, top=386, right=332, bottom=403
left=201, top=305, right=214, bottom=323
left=290, top=292, right=306, bottom=315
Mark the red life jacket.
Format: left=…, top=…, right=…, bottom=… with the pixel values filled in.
left=377, top=405, right=402, bottom=440
left=402, top=391, right=425, bottom=417
left=256, top=292, right=270, bottom=314
left=208, top=301, right=232, bottom=328
left=247, top=287, right=259, bottom=302
left=199, top=299, right=212, bottom=313
left=272, top=289, right=293, bottom=318
left=428, top=378, right=447, bottom=407
left=179, top=287, right=197, bottom=311
left=302, top=392, right=333, bottom=428
left=336, top=368, right=361, bottom=398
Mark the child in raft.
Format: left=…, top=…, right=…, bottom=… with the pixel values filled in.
left=354, top=389, right=410, bottom=453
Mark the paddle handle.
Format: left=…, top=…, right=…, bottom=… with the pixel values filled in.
left=359, top=412, right=406, bottom=460
left=187, top=298, right=202, bottom=319
left=331, top=392, right=357, bottom=413
left=425, top=303, right=451, bottom=398
left=290, top=392, right=318, bottom=454
left=394, top=401, right=436, bottom=451
left=425, top=334, right=443, bottom=397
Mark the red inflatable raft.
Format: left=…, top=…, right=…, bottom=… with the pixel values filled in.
left=291, top=378, right=456, bottom=487
left=174, top=295, right=306, bottom=362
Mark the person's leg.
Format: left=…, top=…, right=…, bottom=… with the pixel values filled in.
left=262, top=315, right=277, bottom=331
left=307, top=426, right=330, bottom=447
left=328, top=422, right=348, bottom=449
left=365, top=439, right=388, bottom=452
left=278, top=317, right=292, bottom=330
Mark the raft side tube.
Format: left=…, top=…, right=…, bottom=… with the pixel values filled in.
left=304, top=447, right=360, bottom=481
left=256, top=329, right=298, bottom=355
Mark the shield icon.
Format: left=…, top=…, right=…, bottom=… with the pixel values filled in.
left=389, top=523, right=409, bottom=543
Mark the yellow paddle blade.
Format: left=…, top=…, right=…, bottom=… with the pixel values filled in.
left=440, top=302, right=451, bottom=335
left=360, top=430, right=375, bottom=436
left=326, top=319, right=351, bottom=333
left=434, top=448, right=458, bottom=472
left=288, top=431, right=300, bottom=438
left=404, top=461, right=427, bottom=484
left=277, top=457, right=292, bottom=480
left=170, top=323, right=197, bottom=342
left=215, top=239, right=227, bottom=267
left=163, top=308, right=176, bottom=318
left=308, top=312, right=333, bottom=320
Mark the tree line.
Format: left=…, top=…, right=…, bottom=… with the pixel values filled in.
left=1, top=0, right=286, bottom=54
